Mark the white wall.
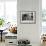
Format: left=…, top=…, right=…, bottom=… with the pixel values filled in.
left=17, top=0, right=42, bottom=46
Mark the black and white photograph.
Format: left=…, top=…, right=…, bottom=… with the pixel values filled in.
left=20, top=11, right=36, bottom=24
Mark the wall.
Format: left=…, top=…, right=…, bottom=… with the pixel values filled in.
left=17, top=0, right=42, bottom=46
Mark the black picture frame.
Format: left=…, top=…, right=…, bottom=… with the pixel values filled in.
left=20, top=11, right=36, bottom=24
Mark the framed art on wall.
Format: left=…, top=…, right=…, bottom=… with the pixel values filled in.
left=20, top=11, right=36, bottom=24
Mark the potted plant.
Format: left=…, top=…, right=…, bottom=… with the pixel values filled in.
left=0, top=18, right=5, bottom=27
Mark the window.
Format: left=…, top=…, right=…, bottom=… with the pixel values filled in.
left=0, top=0, right=17, bottom=26
left=42, top=0, right=46, bottom=33
left=5, top=0, right=17, bottom=25
left=0, top=1, right=4, bottom=18
left=42, top=0, right=46, bottom=21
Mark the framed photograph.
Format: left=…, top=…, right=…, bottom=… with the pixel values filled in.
left=20, top=11, right=36, bottom=24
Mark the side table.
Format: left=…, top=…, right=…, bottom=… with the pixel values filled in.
left=0, top=30, right=3, bottom=42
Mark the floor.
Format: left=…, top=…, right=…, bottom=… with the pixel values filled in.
left=0, top=41, right=5, bottom=46
left=0, top=41, right=46, bottom=46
